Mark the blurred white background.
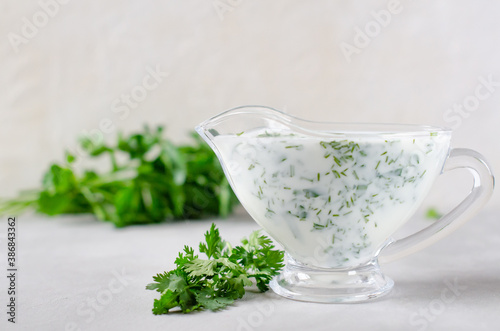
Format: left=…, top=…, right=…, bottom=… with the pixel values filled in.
left=1, top=0, right=498, bottom=212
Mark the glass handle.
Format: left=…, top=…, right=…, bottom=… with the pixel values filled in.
left=379, top=148, right=495, bottom=263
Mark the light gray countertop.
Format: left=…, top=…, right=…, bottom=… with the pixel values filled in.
left=1, top=208, right=499, bottom=331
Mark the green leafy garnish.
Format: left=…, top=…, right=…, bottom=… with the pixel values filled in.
left=146, top=223, right=284, bottom=314
left=425, top=207, right=442, bottom=220
left=0, top=126, right=239, bottom=227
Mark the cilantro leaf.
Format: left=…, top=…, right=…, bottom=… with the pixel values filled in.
left=199, top=223, right=225, bottom=259
left=230, top=230, right=285, bottom=292
left=146, top=270, right=187, bottom=293
left=195, top=290, right=234, bottom=311
left=185, top=259, right=218, bottom=276
left=152, top=290, right=182, bottom=315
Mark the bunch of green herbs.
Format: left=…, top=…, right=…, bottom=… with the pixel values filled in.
left=146, top=223, right=284, bottom=314
left=0, top=126, right=239, bottom=227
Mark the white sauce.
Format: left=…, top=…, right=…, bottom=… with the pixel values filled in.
left=214, top=129, right=450, bottom=268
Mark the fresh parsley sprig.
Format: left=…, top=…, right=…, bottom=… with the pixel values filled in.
left=146, top=223, right=284, bottom=314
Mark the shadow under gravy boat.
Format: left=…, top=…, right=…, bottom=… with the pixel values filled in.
left=196, top=105, right=494, bottom=303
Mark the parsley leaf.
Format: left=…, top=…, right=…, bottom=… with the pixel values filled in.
left=146, top=223, right=284, bottom=314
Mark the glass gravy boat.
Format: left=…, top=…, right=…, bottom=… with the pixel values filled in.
left=196, top=105, right=494, bottom=303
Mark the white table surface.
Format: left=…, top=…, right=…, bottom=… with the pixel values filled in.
left=1, top=207, right=499, bottom=331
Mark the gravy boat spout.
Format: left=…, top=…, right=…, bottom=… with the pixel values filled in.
left=195, top=105, right=301, bottom=149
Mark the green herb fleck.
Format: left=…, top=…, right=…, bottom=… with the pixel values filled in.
left=334, top=156, right=342, bottom=167
left=425, top=207, right=442, bottom=220
left=285, top=145, right=304, bottom=150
